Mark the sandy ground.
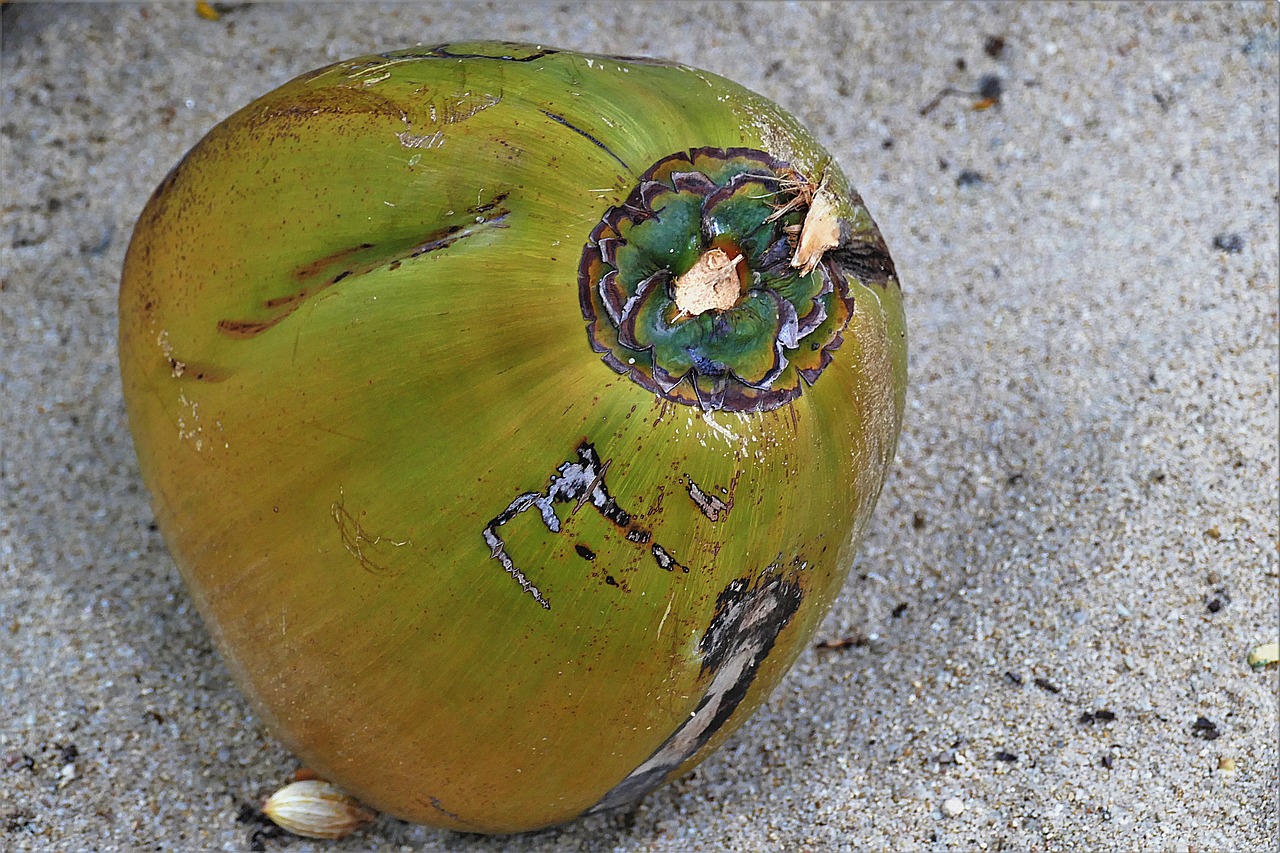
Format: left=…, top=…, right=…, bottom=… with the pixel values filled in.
left=2, top=2, right=1277, bottom=851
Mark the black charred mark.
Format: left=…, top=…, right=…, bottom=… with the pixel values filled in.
left=600, top=52, right=683, bottom=68
left=575, top=544, right=597, bottom=561
left=395, top=43, right=561, bottom=63
left=483, top=441, right=659, bottom=609
left=684, top=476, right=732, bottom=522
left=469, top=191, right=511, bottom=215
left=589, top=572, right=803, bottom=813
left=651, top=543, right=689, bottom=573
left=428, top=796, right=460, bottom=819
left=539, top=110, right=630, bottom=171
left=572, top=458, right=634, bottom=529
left=697, top=575, right=803, bottom=677
left=218, top=203, right=508, bottom=339
left=828, top=237, right=898, bottom=288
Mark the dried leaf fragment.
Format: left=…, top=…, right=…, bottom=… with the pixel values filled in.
left=672, top=249, right=744, bottom=316
left=194, top=1, right=220, bottom=21
left=814, top=634, right=868, bottom=650
left=760, top=166, right=843, bottom=276
left=262, top=779, right=377, bottom=840
left=791, top=187, right=841, bottom=275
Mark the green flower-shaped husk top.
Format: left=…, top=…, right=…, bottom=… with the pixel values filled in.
left=578, top=148, right=855, bottom=413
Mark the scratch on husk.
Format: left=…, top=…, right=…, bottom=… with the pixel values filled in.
left=332, top=489, right=410, bottom=576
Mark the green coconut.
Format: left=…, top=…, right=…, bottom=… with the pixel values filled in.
left=118, top=41, right=906, bottom=833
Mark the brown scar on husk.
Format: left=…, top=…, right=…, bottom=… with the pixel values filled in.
left=249, top=85, right=405, bottom=127
left=217, top=199, right=509, bottom=339
left=291, top=242, right=376, bottom=282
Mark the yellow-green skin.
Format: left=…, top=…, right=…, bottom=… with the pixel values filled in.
left=119, top=42, right=906, bottom=833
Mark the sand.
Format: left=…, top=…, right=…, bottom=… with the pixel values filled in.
left=2, top=2, right=1277, bottom=850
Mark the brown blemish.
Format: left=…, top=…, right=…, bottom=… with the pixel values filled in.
left=250, top=85, right=405, bottom=126
left=645, top=484, right=667, bottom=517
left=217, top=201, right=509, bottom=339
left=292, top=243, right=375, bottom=282
left=684, top=472, right=740, bottom=522
left=217, top=316, right=289, bottom=339
left=155, top=329, right=231, bottom=383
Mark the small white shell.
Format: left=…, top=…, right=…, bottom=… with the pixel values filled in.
left=262, top=779, right=377, bottom=839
